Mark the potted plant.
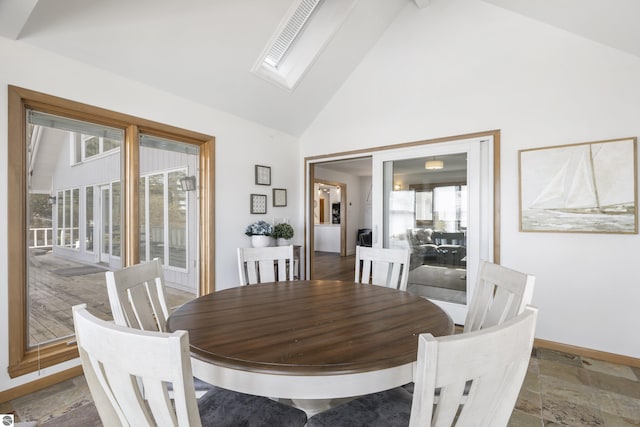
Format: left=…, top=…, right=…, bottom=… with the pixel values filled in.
left=272, top=223, right=294, bottom=246
left=245, top=220, right=273, bottom=247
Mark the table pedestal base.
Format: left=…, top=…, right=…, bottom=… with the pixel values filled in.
left=280, top=397, right=357, bottom=417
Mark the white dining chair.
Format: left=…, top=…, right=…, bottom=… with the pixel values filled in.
left=404, top=259, right=535, bottom=394
left=307, top=306, right=538, bottom=427
left=105, top=259, right=170, bottom=332
left=464, top=260, right=536, bottom=333
left=105, top=259, right=212, bottom=397
left=237, top=245, right=295, bottom=285
left=355, top=246, right=411, bottom=291
left=72, top=304, right=307, bottom=427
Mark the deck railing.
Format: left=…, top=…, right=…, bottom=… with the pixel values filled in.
left=29, top=227, right=53, bottom=248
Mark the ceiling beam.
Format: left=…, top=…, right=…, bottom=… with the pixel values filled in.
left=413, top=0, right=431, bottom=9
left=0, top=0, right=39, bottom=39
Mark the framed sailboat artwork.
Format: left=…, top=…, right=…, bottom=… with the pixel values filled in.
left=519, top=137, right=638, bottom=234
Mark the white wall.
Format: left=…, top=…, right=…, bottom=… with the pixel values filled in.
left=300, top=0, right=640, bottom=358
left=0, top=38, right=301, bottom=392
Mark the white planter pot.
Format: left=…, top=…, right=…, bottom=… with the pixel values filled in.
left=251, top=235, right=271, bottom=248
left=276, top=238, right=291, bottom=246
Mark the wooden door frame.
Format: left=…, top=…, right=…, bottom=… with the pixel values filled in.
left=304, top=129, right=501, bottom=282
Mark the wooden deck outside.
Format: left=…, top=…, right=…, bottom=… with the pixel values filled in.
left=28, top=252, right=195, bottom=347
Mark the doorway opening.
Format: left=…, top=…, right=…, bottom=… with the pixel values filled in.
left=314, top=180, right=346, bottom=254
left=305, top=130, right=499, bottom=325
left=310, top=157, right=372, bottom=279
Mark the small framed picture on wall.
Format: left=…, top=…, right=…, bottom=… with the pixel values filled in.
left=250, top=194, right=268, bottom=214
left=273, top=188, right=287, bottom=207
left=255, top=165, right=271, bottom=186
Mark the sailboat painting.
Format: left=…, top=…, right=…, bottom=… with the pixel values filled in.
left=520, top=137, right=637, bottom=233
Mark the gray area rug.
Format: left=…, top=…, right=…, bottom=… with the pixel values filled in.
left=407, top=283, right=466, bottom=304
left=407, top=264, right=467, bottom=304
left=52, top=266, right=107, bottom=277
left=407, top=264, right=466, bottom=291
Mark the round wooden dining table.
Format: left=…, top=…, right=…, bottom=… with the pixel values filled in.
left=167, top=279, right=453, bottom=415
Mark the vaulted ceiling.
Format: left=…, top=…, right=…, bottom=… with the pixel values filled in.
left=1, top=0, right=638, bottom=136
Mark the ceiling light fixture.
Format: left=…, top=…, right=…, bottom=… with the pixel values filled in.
left=424, top=159, right=444, bottom=170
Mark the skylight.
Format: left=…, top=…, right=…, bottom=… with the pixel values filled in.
left=252, top=0, right=357, bottom=91
left=263, top=0, right=323, bottom=69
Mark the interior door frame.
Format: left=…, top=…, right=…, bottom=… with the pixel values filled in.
left=304, top=130, right=501, bottom=291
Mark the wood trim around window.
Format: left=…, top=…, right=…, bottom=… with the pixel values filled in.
left=7, top=85, right=215, bottom=378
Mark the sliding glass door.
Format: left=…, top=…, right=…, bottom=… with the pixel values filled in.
left=372, top=136, right=494, bottom=324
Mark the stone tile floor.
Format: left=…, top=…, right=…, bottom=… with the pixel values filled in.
left=2, top=347, right=639, bottom=426
left=511, top=348, right=640, bottom=427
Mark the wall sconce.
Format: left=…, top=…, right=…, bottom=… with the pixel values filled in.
left=48, top=195, right=57, bottom=205
left=179, top=176, right=197, bottom=191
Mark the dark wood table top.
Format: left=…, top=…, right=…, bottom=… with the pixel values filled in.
left=167, top=280, right=453, bottom=377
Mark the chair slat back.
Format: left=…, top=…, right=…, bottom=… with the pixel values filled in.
left=410, top=306, right=538, bottom=427
left=355, top=246, right=411, bottom=291
left=237, top=245, right=295, bottom=285
left=464, top=260, right=535, bottom=333
left=105, top=259, right=169, bottom=332
left=72, top=304, right=202, bottom=427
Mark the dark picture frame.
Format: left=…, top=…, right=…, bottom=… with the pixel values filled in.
left=255, top=165, right=271, bottom=186
left=250, top=194, right=268, bottom=214
left=273, top=188, right=287, bottom=207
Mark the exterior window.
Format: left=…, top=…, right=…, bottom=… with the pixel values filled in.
left=168, top=170, right=187, bottom=269
left=139, top=177, right=146, bottom=258
left=416, top=191, right=433, bottom=221
left=112, top=182, right=121, bottom=257
left=433, top=185, right=468, bottom=231
left=84, top=136, right=99, bottom=158
left=85, top=186, right=94, bottom=252
left=56, top=190, right=63, bottom=246
left=64, top=189, right=72, bottom=247
left=140, top=168, right=189, bottom=270
left=103, top=137, right=120, bottom=152
left=8, top=86, right=214, bottom=379
left=54, top=188, right=80, bottom=250
left=71, top=135, right=121, bottom=164
left=72, top=188, right=79, bottom=248
left=148, top=173, right=165, bottom=264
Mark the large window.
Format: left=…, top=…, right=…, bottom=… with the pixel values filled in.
left=433, top=185, right=468, bottom=231
left=8, top=86, right=215, bottom=379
